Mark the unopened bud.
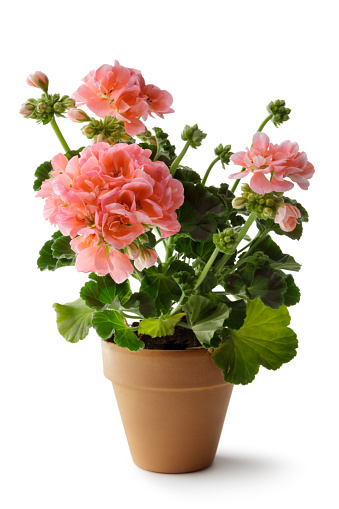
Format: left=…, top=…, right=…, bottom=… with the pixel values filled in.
left=232, top=197, right=246, bottom=209
left=19, top=101, right=35, bottom=117
left=36, top=100, right=47, bottom=113
left=68, top=108, right=90, bottom=123
left=82, top=125, right=95, bottom=138
left=53, top=102, right=66, bottom=114
left=181, top=124, right=207, bottom=148
left=26, top=71, right=49, bottom=93
left=62, top=97, right=76, bottom=109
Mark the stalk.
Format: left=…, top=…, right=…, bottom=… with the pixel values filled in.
left=201, top=156, right=219, bottom=186
left=50, top=117, right=71, bottom=152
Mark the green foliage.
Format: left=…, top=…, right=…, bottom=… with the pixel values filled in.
left=33, top=161, right=52, bottom=191
left=92, top=310, right=144, bottom=350
left=211, top=299, right=298, bottom=384
left=80, top=274, right=131, bottom=310
left=176, top=182, right=225, bottom=241
left=138, top=313, right=185, bottom=338
left=248, top=267, right=287, bottom=308
left=175, top=166, right=201, bottom=184
left=185, top=295, right=230, bottom=346
left=37, top=232, right=75, bottom=271
left=53, top=298, right=94, bottom=343
left=124, top=291, right=156, bottom=318
left=140, top=261, right=187, bottom=315
left=153, top=127, right=176, bottom=164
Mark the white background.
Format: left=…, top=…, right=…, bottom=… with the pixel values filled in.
left=1, top=1, right=338, bottom=507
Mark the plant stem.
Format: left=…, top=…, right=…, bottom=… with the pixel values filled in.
left=194, top=247, right=220, bottom=290
left=214, top=211, right=257, bottom=273
left=50, top=117, right=71, bottom=152
left=169, top=292, right=186, bottom=316
left=230, top=113, right=273, bottom=194
left=201, top=156, right=219, bottom=186
left=245, top=227, right=271, bottom=257
left=257, top=113, right=273, bottom=133
left=170, top=140, right=190, bottom=176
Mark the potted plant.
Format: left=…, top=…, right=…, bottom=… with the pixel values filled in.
left=20, top=63, right=314, bottom=474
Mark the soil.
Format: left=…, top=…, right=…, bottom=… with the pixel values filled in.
left=106, top=322, right=203, bottom=350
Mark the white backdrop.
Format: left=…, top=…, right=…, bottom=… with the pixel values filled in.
left=1, top=1, right=338, bottom=507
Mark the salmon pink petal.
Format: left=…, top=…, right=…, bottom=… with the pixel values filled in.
left=230, top=151, right=246, bottom=166
left=270, top=176, right=294, bottom=192
left=51, top=153, right=69, bottom=174
left=107, top=249, right=134, bottom=283
left=252, top=132, right=270, bottom=152
left=250, top=172, right=272, bottom=194
left=229, top=169, right=251, bottom=179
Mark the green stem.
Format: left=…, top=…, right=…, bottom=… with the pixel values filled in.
left=169, top=292, right=186, bottom=317
left=214, top=212, right=257, bottom=273
left=230, top=113, right=273, bottom=194
left=194, top=247, right=220, bottom=291
left=50, top=117, right=71, bottom=152
left=257, top=113, right=273, bottom=133
left=245, top=227, right=271, bottom=257
left=201, top=156, right=219, bottom=186
left=170, top=141, right=190, bottom=176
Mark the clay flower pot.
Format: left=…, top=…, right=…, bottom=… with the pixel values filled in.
left=101, top=341, right=233, bottom=473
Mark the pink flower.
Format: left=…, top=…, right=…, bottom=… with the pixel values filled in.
left=27, top=71, right=49, bottom=92
left=72, top=61, right=173, bottom=135
left=70, top=233, right=133, bottom=284
left=125, top=243, right=158, bottom=271
left=274, top=204, right=301, bottom=232
left=230, top=132, right=314, bottom=194
left=37, top=142, right=184, bottom=283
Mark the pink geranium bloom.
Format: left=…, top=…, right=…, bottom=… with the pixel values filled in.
left=37, top=142, right=184, bottom=283
left=274, top=204, right=301, bottom=232
left=125, top=243, right=158, bottom=271
left=27, top=71, right=49, bottom=92
left=72, top=61, right=174, bottom=135
left=230, top=132, right=314, bottom=194
left=71, top=233, right=133, bottom=284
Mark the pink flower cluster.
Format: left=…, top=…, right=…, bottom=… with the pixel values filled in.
left=230, top=132, right=315, bottom=194
left=37, top=142, right=184, bottom=283
left=72, top=61, right=174, bottom=136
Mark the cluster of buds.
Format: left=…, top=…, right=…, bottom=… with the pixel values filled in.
left=214, top=144, right=233, bottom=168
left=232, top=183, right=284, bottom=219
left=72, top=113, right=132, bottom=145
left=20, top=94, right=75, bottom=124
left=267, top=99, right=291, bottom=127
left=213, top=227, right=239, bottom=254
left=20, top=72, right=75, bottom=125
left=182, top=124, right=207, bottom=148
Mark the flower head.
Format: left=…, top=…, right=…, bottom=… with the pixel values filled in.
left=274, top=204, right=301, bottom=232
left=230, top=132, right=315, bottom=194
left=37, top=142, right=184, bottom=282
left=72, top=61, right=174, bottom=135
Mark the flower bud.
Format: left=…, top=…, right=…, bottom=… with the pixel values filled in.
left=125, top=242, right=140, bottom=260
left=36, top=100, right=47, bottom=113
left=53, top=102, right=66, bottom=114
left=82, top=125, right=95, bottom=138
left=181, top=124, right=207, bottom=148
left=267, top=99, right=291, bottom=127
left=26, top=71, right=49, bottom=93
left=232, top=197, right=246, bottom=209
left=62, top=96, right=76, bottom=109
left=68, top=108, right=90, bottom=123
left=214, top=143, right=233, bottom=167
left=19, top=101, right=35, bottom=117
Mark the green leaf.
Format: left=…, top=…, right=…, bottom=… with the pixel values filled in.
left=252, top=235, right=301, bottom=271
left=224, top=274, right=247, bottom=296
left=176, top=182, right=225, bottom=241
left=53, top=298, right=94, bottom=343
left=185, top=295, right=230, bottom=346
left=92, top=310, right=144, bottom=351
left=175, top=166, right=201, bottom=184
left=51, top=234, right=74, bottom=259
left=80, top=274, right=131, bottom=310
left=283, top=274, right=301, bottom=306
left=124, top=291, right=157, bottom=318
left=248, top=267, right=287, bottom=309
left=33, top=160, right=52, bottom=191
left=138, top=313, right=185, bottom=338
left=37, top=235, right=75, bottom=271
left=211, top=299, right=298, bottom=385
left=64, top=147, right=85, bottom=160
left=140, top=262, right=184, bottom=315
left=224, top=299, right=247, bottom=330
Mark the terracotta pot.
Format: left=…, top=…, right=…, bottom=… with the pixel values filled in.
left=101, top=341, right=233, bottom=474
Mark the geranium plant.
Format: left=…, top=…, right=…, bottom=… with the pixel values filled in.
left=21, top=62, right=314, bottom=385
